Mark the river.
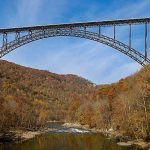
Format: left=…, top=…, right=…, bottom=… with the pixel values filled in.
left=0, top=122, right=142, bottom=150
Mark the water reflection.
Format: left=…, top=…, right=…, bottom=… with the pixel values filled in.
left=0, top=133, right=139, bottom=150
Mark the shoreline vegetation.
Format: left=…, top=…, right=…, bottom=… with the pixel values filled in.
left=0, top=121, right=150, bottom=149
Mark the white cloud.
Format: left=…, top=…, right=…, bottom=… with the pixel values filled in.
left=104, top=62, right=141, bottom=83
left=3, top=0, right=149, bottom=84
left=8, top=0, right=44, bottom=26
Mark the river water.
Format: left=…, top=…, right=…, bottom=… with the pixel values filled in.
left=0, top=123, right=141, bottom=150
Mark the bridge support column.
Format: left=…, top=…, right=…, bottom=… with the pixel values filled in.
left=70, top=27, right=72, bottom=33
left=129, top=24, right=131, bottom=50
left=145, top=23, right=148, bottom=61
left=84, top=26, right=86, bottom=35
left=15, top=32, right=20, bottom=41
left=2, top=33, right=7, bottom=48
left=28, top=30, right=33, bottom=38
left=98, top=25, right=101, bottom=37
left=113, top=24, right=116, bottom=41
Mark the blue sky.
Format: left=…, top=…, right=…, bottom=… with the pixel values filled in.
left=1, top=0, right=150, bottom=84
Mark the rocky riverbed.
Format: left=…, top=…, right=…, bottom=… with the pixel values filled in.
left=63, top=123, right=150, bottom=149
left=0, top=122, right=149, bottom=150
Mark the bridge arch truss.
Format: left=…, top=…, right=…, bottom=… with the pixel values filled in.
left=0, top=18, right=150, bottom=66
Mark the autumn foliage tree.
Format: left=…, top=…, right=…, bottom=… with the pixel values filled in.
left=0, top=59, right=150, bottom=141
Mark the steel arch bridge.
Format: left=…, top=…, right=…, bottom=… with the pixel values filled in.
left=0, top=18, right=150, bottom=66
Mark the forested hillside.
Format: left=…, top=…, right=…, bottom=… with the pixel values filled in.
left=0, top=60, right=95, bottom=130
left=0, top=60, right=149, bottom=140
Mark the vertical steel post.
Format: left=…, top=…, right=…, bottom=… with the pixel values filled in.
left=70, top=27, right=72, bottom=33
left=84, top=26, right=86, bottom=35
left=145, top=23, right=148, bottom=61
left=99, top=25, right=101, bottom=36
left=3, top=33, right=7, bottom=47
left=129, top=24, right=131, bottom=50
left=15, top=32, right=20, bottom=40
left=114, top=24, right=116, bottom=41
left=28, top=30, right=32, bottom=38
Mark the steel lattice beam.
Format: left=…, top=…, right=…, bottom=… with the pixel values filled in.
left=0, top=17, right=150, bottom=66
left=1, top=17, right=150, bottom=33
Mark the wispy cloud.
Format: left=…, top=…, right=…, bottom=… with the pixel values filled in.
left=104, top=62, right=141, bottom=83
left=8, top=0, right=44, bottom=26
left=2, top=0, right=150, bottom=84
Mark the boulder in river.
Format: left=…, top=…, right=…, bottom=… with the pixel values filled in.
left=117, top=142, right=132, bottom=147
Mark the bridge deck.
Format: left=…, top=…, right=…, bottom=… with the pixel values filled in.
left=0, top=17, right=150, bottom=33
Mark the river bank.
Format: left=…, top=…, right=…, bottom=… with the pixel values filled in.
left=0, top=122, right=150, bottom=150
left=0, top=127, right=56, bottom=145
left=63, top=122, right=150, bottom=150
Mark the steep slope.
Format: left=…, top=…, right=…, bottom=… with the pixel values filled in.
left=89, top=65, right=150, bottom=140
left=0, top=60, right=95, bottom=130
